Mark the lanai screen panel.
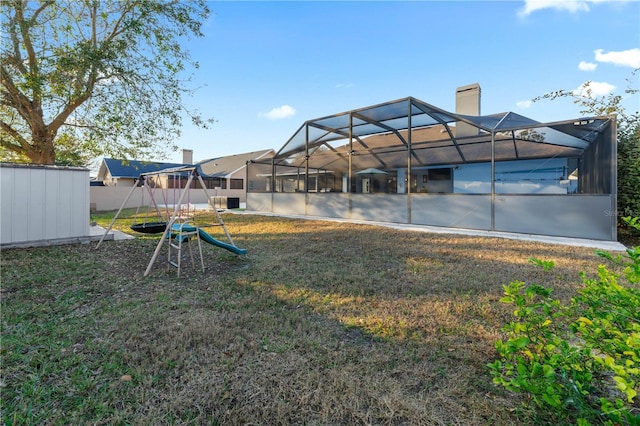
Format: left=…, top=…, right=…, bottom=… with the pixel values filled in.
left=251, top=97, right=614, bottom=196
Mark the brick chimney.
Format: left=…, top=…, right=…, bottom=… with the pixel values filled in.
left=455, top=83, right=481, bottom=138
left=182, top=149, right=193, bottom=164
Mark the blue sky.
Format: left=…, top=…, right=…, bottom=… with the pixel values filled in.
left=167, top=0, right=640, bottom=164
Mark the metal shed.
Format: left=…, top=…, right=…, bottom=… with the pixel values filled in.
left=1, top=163, right=90, bottom=247
left=246, top=96, right=617, bottom=241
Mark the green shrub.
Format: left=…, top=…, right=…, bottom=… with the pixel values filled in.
left=617, top=125, right=640, bottom=223
left=489, top=217, right=640, bottom=425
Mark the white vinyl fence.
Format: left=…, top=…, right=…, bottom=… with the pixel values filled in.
left=90, top=185, right=212, bottom=212
left=90, top=186, right=245, bottom=212
left=1, top=163, right=90, bottom=247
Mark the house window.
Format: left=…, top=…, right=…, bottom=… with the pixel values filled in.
left=425, top=168, right=453, bottom=193
left=230, top=179, right=243, bottom=189
left=200, top=177, right=225, bottom=189
left=428, top=168, right=452, bottom=181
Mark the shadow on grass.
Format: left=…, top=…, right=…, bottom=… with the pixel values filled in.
left=2, top=213, right=611, bottom=425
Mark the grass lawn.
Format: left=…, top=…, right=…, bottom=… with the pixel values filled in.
left=1, top=211, right=626, bottom=425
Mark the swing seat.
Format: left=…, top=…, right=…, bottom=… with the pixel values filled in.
left=130, top=221, right=168, bottom=234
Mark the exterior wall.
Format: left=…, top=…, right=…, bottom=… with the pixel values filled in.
left=351, top=194, right=408, bottom=222
left=247, top=192, right=616, bottom=241
left=307, top=193, right=350, bottom=218
left=494, top=195, right=616, bottom=240
left=101, top=173, right=136, bottom=187
left=247, top=193, right=273, bottom=212
left=411, top=194, right=492, bottom=229
left=273, top=193, right=306, bottom=215
left=1, top=164, right=90, bottom=246
left=226, top=168, right=248, bottom=203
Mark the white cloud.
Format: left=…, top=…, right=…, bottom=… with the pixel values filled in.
left=578, top=61, right=598, bottom=71
left=259, top=105, right=296, bottom=120
left=516, top=100, right=533, bottom=109
left=335, top=83, right=354, bottom=88
left=519, top=0, right=590, bottom=17
left=594, top=48, right=640, bottom=68
left=519, top=0, right=630, bottom=17
left=572, top=81, right=616, bottom=97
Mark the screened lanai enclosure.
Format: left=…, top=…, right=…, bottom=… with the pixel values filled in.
left=246, top=96, right=617, bottom=241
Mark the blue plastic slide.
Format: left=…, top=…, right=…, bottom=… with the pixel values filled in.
left=197, top=228, right=247, bottom=255
left=171, top=224, right=247, bottom=255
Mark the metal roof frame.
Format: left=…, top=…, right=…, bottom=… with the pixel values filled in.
left=272, top=96, right=610, bottom=170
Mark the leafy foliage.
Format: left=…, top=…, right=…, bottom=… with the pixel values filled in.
left=532, top=73, right=640, bottom=224
left=489, top=217, right=640, bottom=424
left=0, top=0, right=212, bottom=165
left=617, top=125, right=640, bottom=221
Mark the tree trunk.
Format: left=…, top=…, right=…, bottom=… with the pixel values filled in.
left=27, top=126, right=57, bottom=164
left=27, top=149, right=56, bottom=164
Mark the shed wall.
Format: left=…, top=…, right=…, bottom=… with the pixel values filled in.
left=1, top=164, right=90, bottom=246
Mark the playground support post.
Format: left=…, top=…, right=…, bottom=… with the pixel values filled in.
left=95, top=177, right=142, bottom=248
left=144, top=173, right=195, bottom=277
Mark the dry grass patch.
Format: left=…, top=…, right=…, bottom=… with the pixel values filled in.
left=1, top=212, right=616, bottom=425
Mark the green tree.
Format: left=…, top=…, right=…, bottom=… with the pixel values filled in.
left=0, top=0, right=212, bottom=166
left=533, top=73, right=640, bottom=221
left=617, top=120, right=640, bottom=220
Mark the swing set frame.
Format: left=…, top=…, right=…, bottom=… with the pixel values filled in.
left=96, top=165, right=242, bottom=277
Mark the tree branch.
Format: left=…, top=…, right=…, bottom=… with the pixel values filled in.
left=14, top=1, right=41, bottom=105
left=0, top=65, right=45, bottom=128
left=0, top=120, right=30, bottom=151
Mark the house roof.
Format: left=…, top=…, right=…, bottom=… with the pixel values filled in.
left=98, top=158, right=189, bottom=180
left=197, top=150, right=273, bottom=177
left=98, top=150, right=275, bottom=180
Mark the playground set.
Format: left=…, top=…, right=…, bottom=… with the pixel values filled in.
left=96, top=165, right=247, bottom=277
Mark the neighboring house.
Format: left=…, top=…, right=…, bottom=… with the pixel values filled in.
left=91, top=150, right=275, bottom=211
left=197, top=149, right=273, bottom=203
left=96, top=158, right=188, bottom=187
